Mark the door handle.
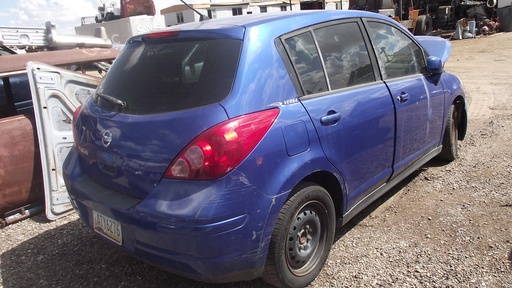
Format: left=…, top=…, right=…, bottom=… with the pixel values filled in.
left=320, top=112, right=341, bottom=125
left=397, top=92, right=409, bottom=103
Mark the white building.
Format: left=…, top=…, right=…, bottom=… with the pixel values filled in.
left=161, top=1, right=333, bottom=26
left=324, top=0, right=349, bottom=10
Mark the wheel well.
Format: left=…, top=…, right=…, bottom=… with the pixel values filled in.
left=454, top=95, right=467, bottom=140
left=302, top=171, right=343, bottom=220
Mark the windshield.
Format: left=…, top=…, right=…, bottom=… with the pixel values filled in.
left=95, top=38, right=242, bottom=114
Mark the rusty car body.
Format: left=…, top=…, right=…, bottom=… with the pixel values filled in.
left=0, top=48, right=119, bottom=226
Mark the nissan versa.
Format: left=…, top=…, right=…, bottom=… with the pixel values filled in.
left=63, top=10, right=467, bottom=288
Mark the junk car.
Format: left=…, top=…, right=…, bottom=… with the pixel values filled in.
left=54, top=10, right=467, bottom=288
left=0, top=48, right=118, bottom=226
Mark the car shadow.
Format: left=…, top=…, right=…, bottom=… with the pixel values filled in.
left=334, top=167, right=426, bottom=242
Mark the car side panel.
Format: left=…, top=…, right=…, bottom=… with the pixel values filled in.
left=386, top=75, right=445, bottom=176
left=236, top=101, right=344, bottom=199
left=300, top=83, right=395, bottom=209
left=220, top=24, right=300, bottom=118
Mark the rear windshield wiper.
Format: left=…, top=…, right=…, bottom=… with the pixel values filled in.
left=96, top=93, right=126, bottom=109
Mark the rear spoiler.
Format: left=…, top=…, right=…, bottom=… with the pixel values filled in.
left=416, top=36, right=451, bottom=63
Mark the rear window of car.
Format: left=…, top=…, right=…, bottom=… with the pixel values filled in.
left=94, top=38, right=242, bottom=115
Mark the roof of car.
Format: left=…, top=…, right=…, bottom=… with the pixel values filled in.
left=168, top=10, right=392, bottom=36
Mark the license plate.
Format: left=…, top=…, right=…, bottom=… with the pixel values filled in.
left=93, top=210, right=122, bottom=245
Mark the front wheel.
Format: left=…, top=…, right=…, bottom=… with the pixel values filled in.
left=262, top=183, right=336, bottom=288
left=437, top=104, right=459, bottom=161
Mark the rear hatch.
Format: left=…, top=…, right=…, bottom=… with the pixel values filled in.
left=75, top=30, right=243, bottom=198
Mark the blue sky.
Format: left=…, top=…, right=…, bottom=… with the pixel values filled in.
left=0, top=0, right=177, bottom=34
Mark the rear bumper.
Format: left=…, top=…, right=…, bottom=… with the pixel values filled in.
left=63, top=148, right=278, bottom=283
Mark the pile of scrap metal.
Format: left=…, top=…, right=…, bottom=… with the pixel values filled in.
left=95, top=0, right=156, bottom=23
left=0, top=47, right=119, bottom=227
left=0, top=21, right=112, bottom=53
left=451, top=17, right=499, bottom=39
left=450, top=0, right=512, bottom=39
left=349, top=0, right=501, bottom=36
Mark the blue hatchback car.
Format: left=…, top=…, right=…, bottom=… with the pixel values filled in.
left=64, top=10, right=467, bottom=288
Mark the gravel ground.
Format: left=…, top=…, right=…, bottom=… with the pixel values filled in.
left=1, top=32, right=512, bottom=288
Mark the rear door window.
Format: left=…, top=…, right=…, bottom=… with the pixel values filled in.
left=313, top=22, right=375, bottom=90
left=95, top=38, right=242, bottom=115
left=282, top=20, right=375, bottom=96
left=284, top=32, right=327, bottom=95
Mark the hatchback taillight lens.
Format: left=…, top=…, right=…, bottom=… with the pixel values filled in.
left=164, top=108, right=280, bottom=180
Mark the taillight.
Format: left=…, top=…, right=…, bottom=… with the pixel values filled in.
left=164, top=108, right=280, bottom=180
left=143, top=30, right=180, bottom=40
left=72, top=105, right=83, bottom=148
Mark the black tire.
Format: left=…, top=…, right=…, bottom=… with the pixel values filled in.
left=437, top=104, right=458, bottom=161
left=262, top=182, right=336, bottom=288
left=415, top=15, right=433, bottom=36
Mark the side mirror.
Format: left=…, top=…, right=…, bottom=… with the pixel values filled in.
left=426, top=56, right=443, bottom=74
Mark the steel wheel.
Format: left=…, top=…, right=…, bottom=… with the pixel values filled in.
left=286, top=200, right=328, bottom=276
left=262, top=182, right=335, bottom=288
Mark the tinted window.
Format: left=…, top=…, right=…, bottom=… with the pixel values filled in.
left=232, top=8, right=242, bottom=16
left=95, top=38, right=241, bottom=115
left=0, top=81, right=6, bottom=106
left=314, top=22, right=374, bottom=90
left=0, top=75, right=32, bottom=117
left=284, top=32, right=327, bottom=95
left=366, top=22, right=426, bottom=79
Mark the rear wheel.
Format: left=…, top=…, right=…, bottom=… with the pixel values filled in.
left=262, top=183, right=335, bottom=288
left=438, top=104, right=458, bottom=161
